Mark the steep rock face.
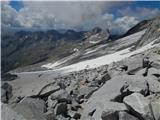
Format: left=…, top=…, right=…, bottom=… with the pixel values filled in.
left=123, top=19, right=151, bottom=37
left=135, top=17, right=160, bottom=49
left=84, top=27, right=110, bottom=45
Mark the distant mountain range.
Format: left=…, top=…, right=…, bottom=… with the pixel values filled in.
left=2, top=17, right=159, bottom=73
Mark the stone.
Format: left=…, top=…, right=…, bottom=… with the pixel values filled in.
left=100, top=73, right=111, bottom=84
left=43, top=111, right=56, bottom=120
left=150, top=95, right=160, bottom=120
left=14, top=97, right=47, bottom=120
left=55, top=102, right=68, bottom=115
left=118, top=111, right=139, bottom=120
left=123, top=93, right=154, bottom=120
left=1, top=73, right=18, bottom=81
left=1, top=103, right=27, bottom=120
left=1, top=88, right=7, bottom=103
left=51, top=90, right=72, bottom=104
left=47, top=96, right=58, bottom=109
left=101, top=110, right=118, bottom=120
left=71, top=100, right=82, bottom=111
left=1, top=82, right=13, bottom=103
left=77, top=86, right=98, bottom=99
left=56, top=115, right=69, bottom=120
left=81, top=102, right=127, bottom=120
left=73, top=113, right=81, bottom=119
left=147, top=76, right=160, bottom=93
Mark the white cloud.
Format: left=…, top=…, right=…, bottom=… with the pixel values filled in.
left=118, top=7, right=160, bottom=20
left=112, top=16, right=139, bottom=34
left=1, top=1, right=123, bottom=30
left=1, top=1, right=159, bottom=34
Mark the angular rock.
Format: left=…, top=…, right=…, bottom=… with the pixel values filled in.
left=43, top=111, right=56, bottom=120
left=101, top=110, right=119, bottom=120
left=118, top=111, right=139, bottom=120
left=1, top=73, right=18, bottom=81
left=147, top=76, right=160, bottom=93
left=73, top=113, right=81, bottom=119
left=150, top=95, right=160, bottom=120
left=55, top=102, right=68, bottom=115
left=1, top=88, right=7, bottom=103
left=56, top=115, right=69, bottom=120
left=2, top=103, right=27, bottom=120
left=1, top=82, right=12, bottom=103
left=70, top=100, right=82, bottom=111
left=51, top=90, right=72, bottom=104
left=100, top=102, right=127, bottom=120
left=123, top=93, right=154, bottom=120
left=47, top=96, right=58, bottom=109
left=100, top=73, right=111, bottom=83
left=77, top=86, right=98, bottom=99
left=14, top=97, right=47, bottom=120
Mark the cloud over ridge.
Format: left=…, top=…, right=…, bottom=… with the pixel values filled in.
left=1, top=1, right=160, bottom=34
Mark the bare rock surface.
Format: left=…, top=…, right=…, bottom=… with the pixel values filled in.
left=123, top=93, right=154, bottom=120
left=13, top=97, right=47, bottom=120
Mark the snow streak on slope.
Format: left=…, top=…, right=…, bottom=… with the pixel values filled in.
left=43, top=39, right=159, bottom=73
left=58, top=39, right=159, bottom=72
left=42, top=30, right=145, bottom=69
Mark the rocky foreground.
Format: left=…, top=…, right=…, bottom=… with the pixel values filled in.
left=1, top=46, right=160, bottom=120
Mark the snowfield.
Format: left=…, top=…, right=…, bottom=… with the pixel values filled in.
left=42, top=38, right=159, bottom=73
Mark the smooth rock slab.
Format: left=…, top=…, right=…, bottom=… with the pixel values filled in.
left=118, top=111, right=139, bottom=120
left=123, top=93, right=154, bottom=120
left=13, top=97, right=47, bottom=120
left=150, top=95, right=160, bottom=120
left=2, top=103, right=27, bottom=120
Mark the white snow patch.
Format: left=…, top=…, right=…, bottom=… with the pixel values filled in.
left=50, top=39, right=159, bottom=73
left=42, top=52, right=79, bottom=69
left=89, top=40, right=100, bottom=44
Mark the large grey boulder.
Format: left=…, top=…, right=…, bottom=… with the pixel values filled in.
left=118, top=111, right=139, bottom=120
left=50, top=90, right=72, bottom=104
left=101, top=111, right=139, bottom=120
left=13, top=97, right=47, bottom=120
left=149, top=95, right=160, bottom=120
left=2, top=103, right=27, bottom=120
left=82, top=102, right=127, bottom=120
left=101, top=103, right=127, bottom=120
left=123, top=93, right=154, bottom=120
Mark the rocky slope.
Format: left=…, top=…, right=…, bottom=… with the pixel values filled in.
left=1, top=17, right=160, bottom=120
left=1, top=27, right=112, bottom=73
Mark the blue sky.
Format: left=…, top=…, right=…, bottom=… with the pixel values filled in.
left=9, top=1, right=24, bottom=11
left=2, top=1, right=160, bottom=34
